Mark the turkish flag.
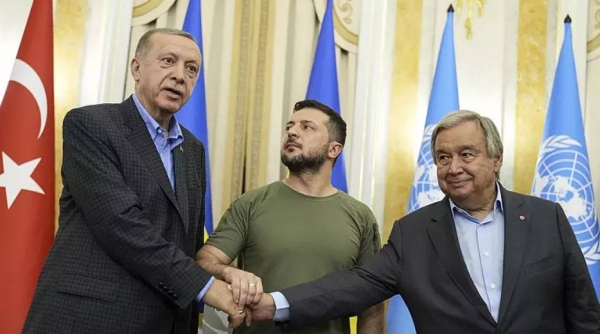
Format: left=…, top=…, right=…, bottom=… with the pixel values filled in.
left=0, top=0, right=55, bottom=333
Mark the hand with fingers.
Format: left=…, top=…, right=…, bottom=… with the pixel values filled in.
left=202, top=279, right=249, bottom=328
left=248, top=293, right=275, bottom=322
left=222, top=267, right=264, bottom=309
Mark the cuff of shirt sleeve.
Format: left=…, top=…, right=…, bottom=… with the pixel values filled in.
left=270, top=292, right=290, bottom=322
left=197, top=276, right=216, bottom=302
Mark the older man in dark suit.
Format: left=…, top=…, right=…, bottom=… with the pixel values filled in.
left=23, top=28, right=245, bottom=333
left=249, top=110, right=600, bottom=334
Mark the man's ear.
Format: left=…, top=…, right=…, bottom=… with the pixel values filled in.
left=493, top=153, right=503, bottom=173
left=130, top=58, right=141, bottom=82
left=328, top=141, right=343, bottom=160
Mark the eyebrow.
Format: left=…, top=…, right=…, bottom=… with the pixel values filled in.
left=435, top=145, right=478, bottom=155
left=286, top=120, right=317, bottom=126
left=159, top=51, right=178, bottom=59
left=457, top=145, right=478, bottom=151
left=159, top=52, right=199, bottom=65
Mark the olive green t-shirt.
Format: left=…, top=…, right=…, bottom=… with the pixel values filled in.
left=207, top=181, right=381, bottom=334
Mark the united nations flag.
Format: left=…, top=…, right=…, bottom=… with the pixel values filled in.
left=531, top=16, right=600, bottom=297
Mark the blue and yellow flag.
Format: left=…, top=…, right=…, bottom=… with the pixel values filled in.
left=306, top=0, right=347, bottom=192
left=178, top=0, right=213, bottom=237
left=386, top=5, right=459, bottom=333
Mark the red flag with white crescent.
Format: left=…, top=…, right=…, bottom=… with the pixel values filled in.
left=0, top=0, right=55, bottom=332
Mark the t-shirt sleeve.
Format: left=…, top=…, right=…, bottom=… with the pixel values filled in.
left=356, top=208, right=382, bottom=266
left=205, top=198, right=249, bottom=261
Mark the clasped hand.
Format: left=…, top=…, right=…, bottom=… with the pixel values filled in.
left=222, top=266, right=263, bottom=309
left=204, top=268, right=274, bottom=328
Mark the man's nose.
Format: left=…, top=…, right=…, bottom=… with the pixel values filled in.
left=286, top=126, right=298, bottom=137
left=448, top=157, right=463, bottom=174
left=171, top=64, right=185, bottom=83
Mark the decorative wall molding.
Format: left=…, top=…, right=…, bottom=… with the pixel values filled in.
left=131, top=0, right=175, bottom=25
left=313, top=0, right=360, bottom=53
left=455, top=0, right=488, bottom=39
left=587, top=0, right=600, bottom=56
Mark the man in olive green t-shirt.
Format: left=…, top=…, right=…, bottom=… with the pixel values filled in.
left=197, top=100, right=384, bottom=334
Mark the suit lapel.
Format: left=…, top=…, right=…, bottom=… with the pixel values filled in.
left=173, top=144, right=189, bottom=232
left=427, top=199, right=497, bottom=326
left=497, top=188, right=529, bottom=324
left=120, top=97, right=183, bottom=219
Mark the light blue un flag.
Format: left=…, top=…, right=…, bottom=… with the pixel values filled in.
left=386, top=5, right=459, bottom=333
left=178, top=0, right=214, bottom=236
left=531, top=17, right=600, bottom=296
left=306, top=0, right=347, bottom=192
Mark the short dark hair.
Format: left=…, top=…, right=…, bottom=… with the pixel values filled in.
left=293, top=99, right=347, bottom=146
left=135, top=28, right=196, bottom=60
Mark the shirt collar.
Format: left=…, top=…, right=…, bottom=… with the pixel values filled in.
left=448, top=182, right=504, bottom=216
left=132, top=93, right=183, bottom=141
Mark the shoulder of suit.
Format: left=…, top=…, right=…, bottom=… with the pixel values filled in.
left=64, top=102, right=123, bottom=127
left=393, top=199, right=447, bottom=229
left=502, top=188, right=557, bottom=208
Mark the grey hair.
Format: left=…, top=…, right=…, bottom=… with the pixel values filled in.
left=430, top=110, right=503, bottom=179
left=134, top=28, right=197, bottom=59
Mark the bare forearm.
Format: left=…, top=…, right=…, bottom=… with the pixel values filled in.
left=197, top=245, right=263, bottom=307
left=357, top=303, right=384, bottom=334
left=196, top=250, right=231, bottom=280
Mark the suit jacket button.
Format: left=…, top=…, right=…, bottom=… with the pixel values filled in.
left=158, top=282, right=165, bottom=287
left=172, top=294, right=179, bottom=300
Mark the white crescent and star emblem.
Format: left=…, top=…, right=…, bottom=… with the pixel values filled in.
left=10, top=59, right=48, bottom=139
left=0, top=58, right=48, bottom=209
left=0, top=153, right=45, bottom=209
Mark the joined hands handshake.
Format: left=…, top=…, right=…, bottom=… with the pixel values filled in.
left=202, top=267, right=276, bottom=328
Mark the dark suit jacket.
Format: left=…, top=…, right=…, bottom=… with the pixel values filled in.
left=281, top=186, right=600, bottom=334
left=23, top=97, right=211, bottom=334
